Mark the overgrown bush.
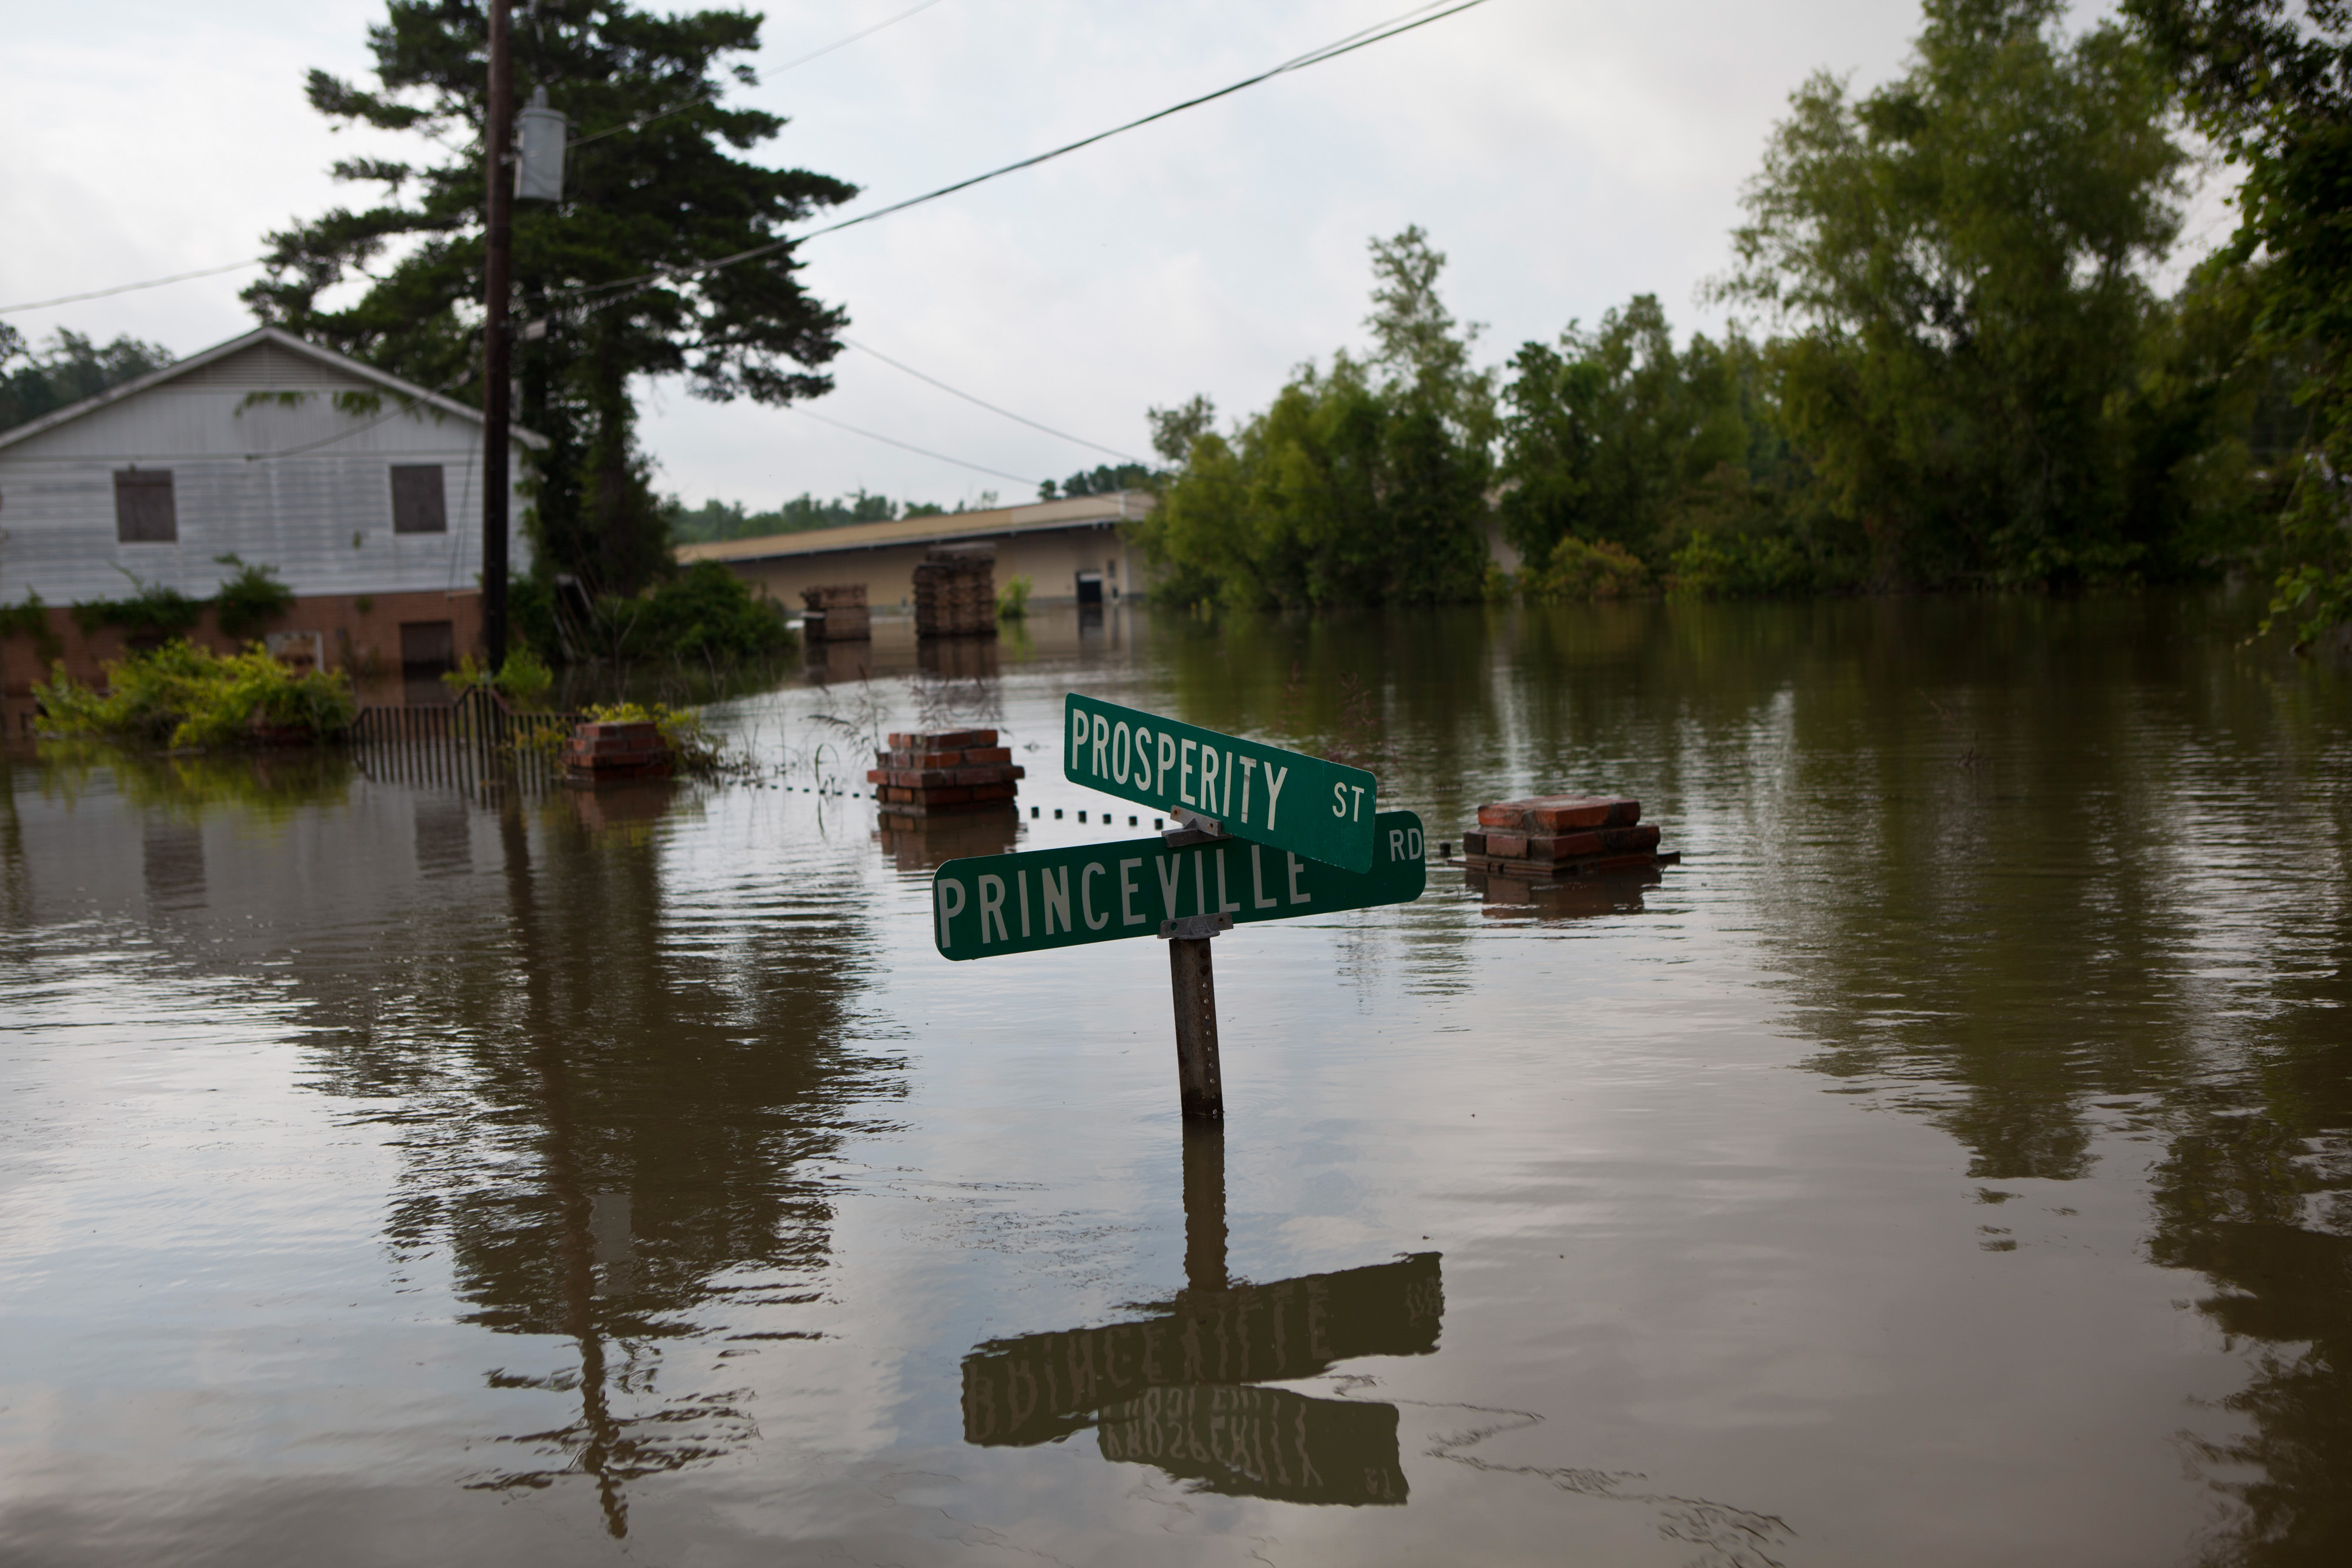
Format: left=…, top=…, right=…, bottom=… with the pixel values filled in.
left=71, top=581, right=204, bottom=640
left=443, top=646, right=556, bottom=707
left=1666, top=530, right=1817, bottom=600
left=0, top=590, right=61, bottom=661
left=582, top=700, right=724, bottom=775
left=588, top=559, right=795, bottom=661
left=997, top=574, right=1033, bottom=620
left=36, top=640, right=355, bottom=749
left=1526, top=536, right=1651, bottom=599
left=211, top=554, right=295, bottom=640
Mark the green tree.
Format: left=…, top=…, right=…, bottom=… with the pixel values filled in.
left=1497, top=296, right=1759, bottom=567
left=1147, top=395, right=1217, bottom=466
left=1720, top=0, right=2188, bottom=587
left=1137, top=229, right=1492, bottom=608
left=0, top=326, right=174, bottom=434
left=2127, top=0, right=2352, bottom=643
left=245, top=1, right=856, bottom=596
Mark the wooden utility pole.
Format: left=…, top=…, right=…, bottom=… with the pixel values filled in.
left=481, top=0, right=514, bottom=670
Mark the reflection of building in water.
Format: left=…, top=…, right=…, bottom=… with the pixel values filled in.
left=1468, top=865, right=1657, bottom=921
left=916, top=634, right=999, bottom=680
left=874, top=807, right=1021, bottom=872
left=961, top=1128, right=1441, bottom=1506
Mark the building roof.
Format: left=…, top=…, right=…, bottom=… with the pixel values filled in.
left=674, top=490, right=1155, bottom=564
left=0, top=326, right=547, bottom=456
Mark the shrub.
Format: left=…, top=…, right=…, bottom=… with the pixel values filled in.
left=582, top=700, right=724, bottom=775
left=71, top=581, right=204, bottom=640
left=36, top=639, right=355, bottom=749
left=443, top=646, right=555, bottom=707
left=997, top=574, right=1033, bottom=620
left=0, top=590, right=62, bottom=661
left=1526, top=536, right=1651, bottom=600
left=212, top=554, right=295, bottom=640
left=1665, top=529, right=1816, bottom=599
left=590, top=560, right=795, bottom=661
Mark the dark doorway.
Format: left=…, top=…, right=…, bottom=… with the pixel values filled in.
left=399, top=621, right=455, bottom=672
left=1075, top=571, right=1104, bottom=606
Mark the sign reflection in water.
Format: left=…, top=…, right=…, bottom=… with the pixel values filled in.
left=961, top=1128, right=1441, bottom=1505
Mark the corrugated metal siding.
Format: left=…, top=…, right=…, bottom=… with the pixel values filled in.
left=0, top=387, right=530, bottom=601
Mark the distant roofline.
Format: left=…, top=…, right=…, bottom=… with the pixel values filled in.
left=674, top=489, right=1155, bottom=564
left=0, top=325, right=547, bottom=454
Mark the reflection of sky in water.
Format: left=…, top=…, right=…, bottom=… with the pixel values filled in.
left=1, top=594, right=2348, bottom=1566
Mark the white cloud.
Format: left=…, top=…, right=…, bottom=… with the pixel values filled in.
left=4, top=0, right=2206, bottom=513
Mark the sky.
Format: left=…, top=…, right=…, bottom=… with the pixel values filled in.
left=2, top=0, right=2220, bottom=513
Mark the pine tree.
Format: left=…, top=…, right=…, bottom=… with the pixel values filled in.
left=245, top=1, right=856, bottom=594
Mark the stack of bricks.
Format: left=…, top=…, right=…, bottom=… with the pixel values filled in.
left=868, top=727, right=1024, bottom=818
left=564, top=720, right=673, bottom=781
left=1461, top=795, right=1666, bottom=880
left=913, top=548, right=997, bottom=637
left=800, top=584, right=871, bottom=642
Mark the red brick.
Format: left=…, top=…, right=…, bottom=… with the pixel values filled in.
left=1526, top=796, right=1640, bottom=831
left=961, top=746, right=1013, bottom=765
left=1462, top=830, right=1488, bottom=855
left=888, top=728, right=995, bottom=751
left=1483, top=831, right=1529, bottom=858
left=1522, top=831, right=1605, bottom=861
left=1477, top=803, right=1531, bottom=830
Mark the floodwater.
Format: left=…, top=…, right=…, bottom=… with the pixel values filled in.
left=3, top=594, right=2348, bottom=1568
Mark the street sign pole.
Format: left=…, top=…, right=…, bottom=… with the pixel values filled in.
left=933, top=810, right=1427, bottom=1122
left=1161, top=911, right=1232, bottom=1121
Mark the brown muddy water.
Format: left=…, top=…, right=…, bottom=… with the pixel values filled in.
left=3, top=594, right=2349, bottom=1568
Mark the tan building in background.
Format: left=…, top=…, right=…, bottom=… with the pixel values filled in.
left=674, top=490, right=1152, bottom=614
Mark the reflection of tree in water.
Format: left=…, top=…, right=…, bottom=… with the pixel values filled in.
left=2147, top=1002, right=2352, bottom=1565
left=302, top=788, right=896, bottom=1536
left=1735, top=600, right=2352, bottom=1561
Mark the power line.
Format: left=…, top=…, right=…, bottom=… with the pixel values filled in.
left=841, top=337, right=1144, bottom=463
left=567, top=0, right=959, bottom=151
left=4, top=1, right=1484, bottom=323
left=793, top=406, right=1037, bottom=486
left=540, top=0, right=1491, bottom=316
left=0, top=259, right=263, bottom=316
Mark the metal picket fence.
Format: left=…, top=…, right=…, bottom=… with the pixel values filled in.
left=350, top=684, right=580, bottom=788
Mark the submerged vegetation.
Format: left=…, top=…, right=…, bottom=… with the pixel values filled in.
left=36, top=640, right=356, bottom=750
left=1138, top=0, right=2336, bottom=638
left=572, top=559, right=797, bottom=664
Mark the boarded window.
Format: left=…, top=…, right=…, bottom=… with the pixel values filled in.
left=113, top=469, right=176, bottom=543
left=390, top=464, right=447, bottom=534
left=399, top=620, right=455, bottom=671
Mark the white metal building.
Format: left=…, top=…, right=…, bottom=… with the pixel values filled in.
left=0, top=326, right=536, bottom=694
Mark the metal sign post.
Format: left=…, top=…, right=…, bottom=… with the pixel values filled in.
left=933, top=811, right=1426, bottom=1121
left=1062, top=694, right=1380, bottom=873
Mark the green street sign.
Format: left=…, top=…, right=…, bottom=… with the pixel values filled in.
left=933, top=812, right=1427, bottom=961
left=1063, top=694, right=1379, bottom=873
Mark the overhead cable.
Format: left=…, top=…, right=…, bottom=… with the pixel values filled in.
left=842, top=337, right=1144, bottom=463
left=538, top=0, right=1491, bottom=317
left=0, top=259, right=265, bottom=316
left=792, top=406, right=1038, bottom=486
